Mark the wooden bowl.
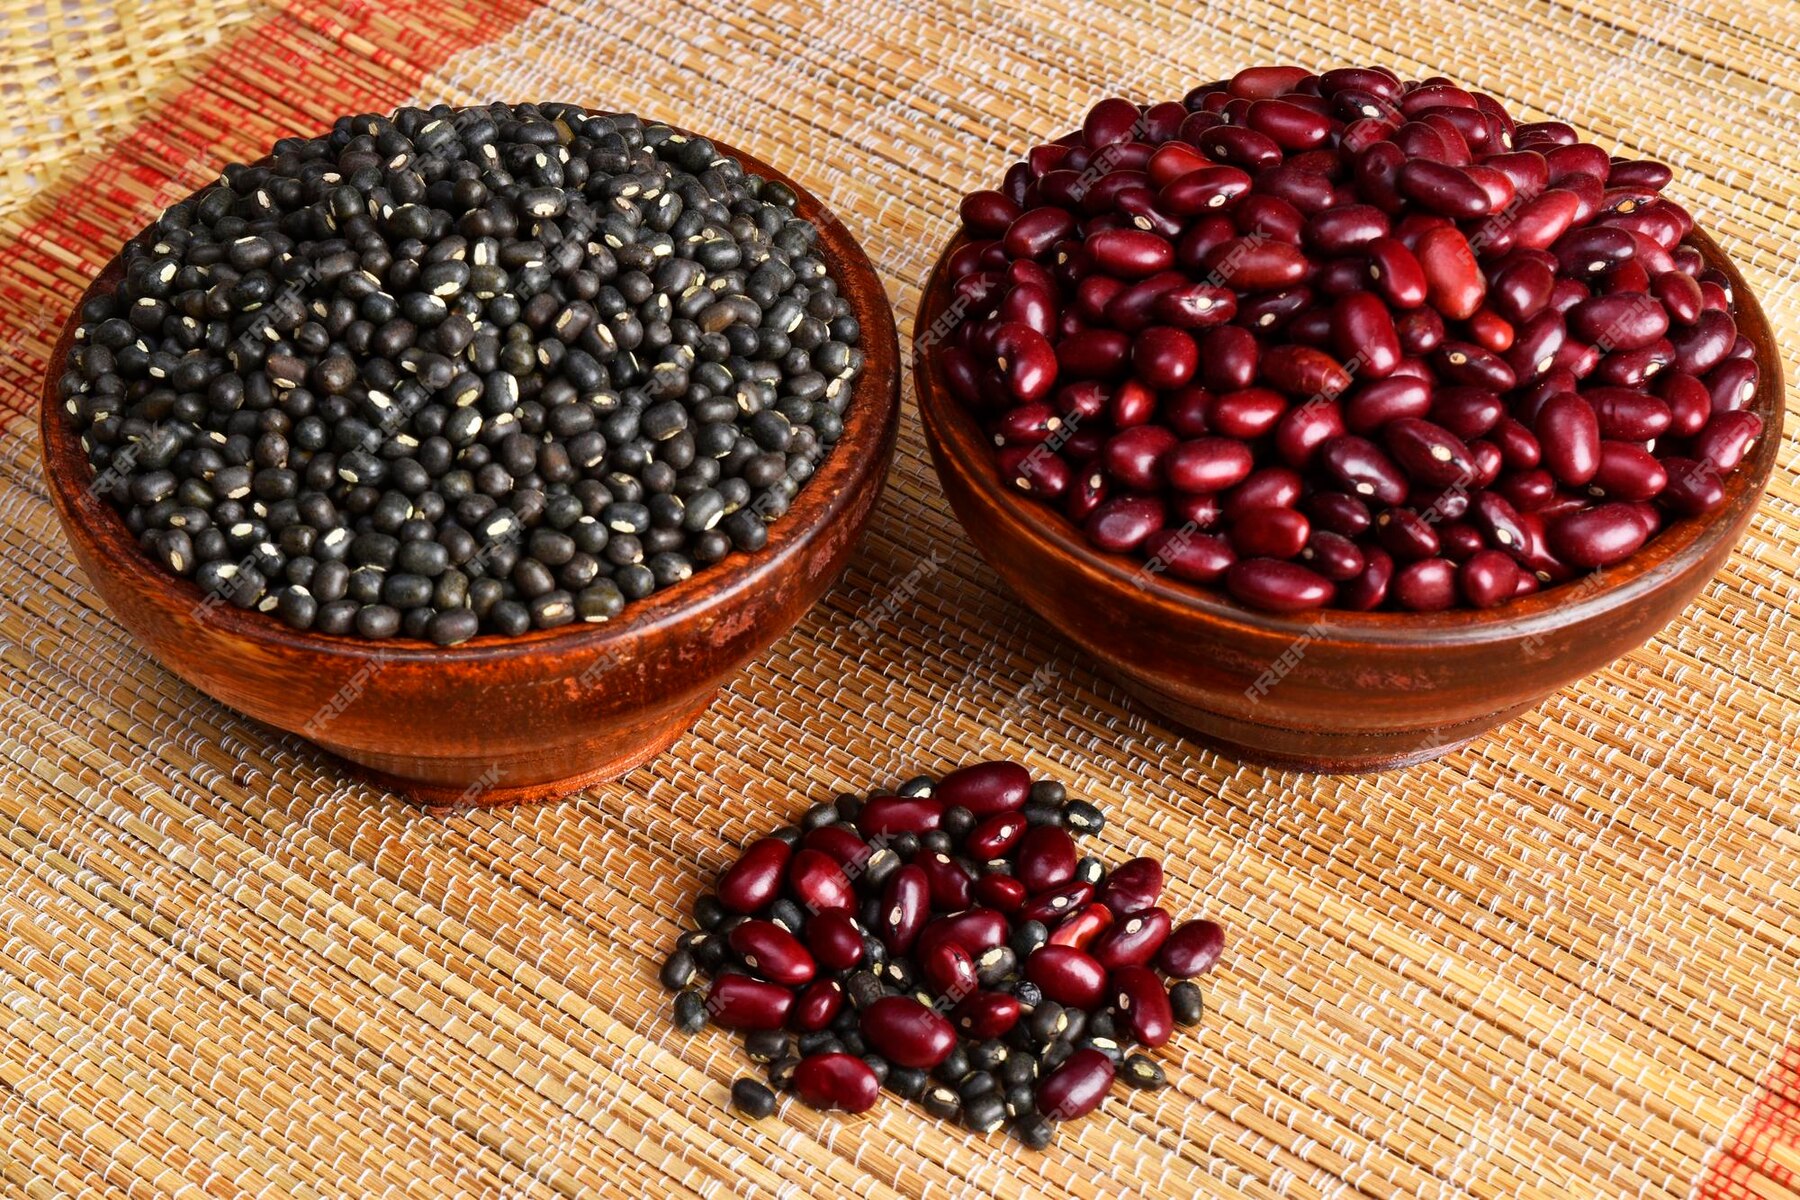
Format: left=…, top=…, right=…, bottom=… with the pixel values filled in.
left=916, top=229, right=1783, bottom=772
left=40, top=132, right=900, bottom=805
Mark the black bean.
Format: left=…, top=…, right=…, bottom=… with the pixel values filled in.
left=729, top=1078, right=777, bottom=1119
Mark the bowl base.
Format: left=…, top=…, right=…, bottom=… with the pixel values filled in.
left=316, top=695, right=711, bottom=806
left=1103, top=668, right=1524, bottom=773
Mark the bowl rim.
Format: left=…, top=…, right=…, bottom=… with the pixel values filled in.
left=40, top=113, right=902, bottom=665
left=914, top=226, right=1784, bottom=648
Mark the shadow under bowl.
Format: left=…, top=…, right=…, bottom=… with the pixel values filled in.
left=40, top=126, right=902, bottom=805
left=915, top=227, right=1783, bottom=772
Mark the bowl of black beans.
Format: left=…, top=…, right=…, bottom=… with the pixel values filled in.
left=916, top=68, right=1782, bottom=772
left=42, top=101, right=900, bottom=803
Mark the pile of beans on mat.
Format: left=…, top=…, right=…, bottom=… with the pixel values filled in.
left=659, top=762, right=1225, bottom=1146
left=937, top=66, right=1763, bottom=613
left=59, top=101, right=863, bottom=644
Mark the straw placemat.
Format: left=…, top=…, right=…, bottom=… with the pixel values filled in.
left=2, top=2, right=1797, bottom=1197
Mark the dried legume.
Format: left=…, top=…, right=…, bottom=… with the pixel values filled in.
left=939, top=70, right=1761, bottom=612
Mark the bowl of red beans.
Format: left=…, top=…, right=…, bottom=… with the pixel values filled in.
left=916, top=66, right=1782, bottom=771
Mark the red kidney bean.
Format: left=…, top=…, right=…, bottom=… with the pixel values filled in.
left=1415, top=225, right=1485, bottom=319
left=1229, top=64, right=1312, bottom=97
left=880, top=865, right=930, bottom=953
left=1024, top=945, right=1109, bottom=1008
left=1047, top=903, right=1114, bottom=950
left=1159, top=165, right=1253, bottom=216
left=1234, top=193, right=1305, bottom=243
left=1337, top=544, right=1395, bottom=609
left=1165, top=437, right=1254, bottom=493
left=1261, top=345, right=1352, bottom=398
left=1146, top=141, right=1211, bottom=187
left=1439, top=519, right=1485, bottom=562
left=1022, top=880, right=1095, bottom=925
left=1428, top=386, right=1503, bottom=439
left=730, top=919, right=817, bottom=986
left=1130, top=325, right=1198, bottom=388
left=1384, top=417, right=1475, bottom=487
left=794, top=1052, right=881, bottom=1112
left=1087, top=229, right=1174, bottom=277
left=1434, top=342, right=1517, bottom=392
left=1203, top=237, right=1311, bottom=290
left=1569, top=292, right=1669, bottom=351
left=1156, top=281, right=1238, bottom=328
left=1392, top=557, right=1457, bottom=610
left=1199, top=325, right=1260, bottom=390
left=1455, top=549, right=1521, bottom=608
left=790, top=978, right=845, bottom=1032
left=1690, top=411, right=1762, bottom=472
left=1230, top=505, right=1311, bottom=559
left=1548, top=502, right=1649, bottom=567
left=1300, top=529, right=1367, bottom=580
left=1535, top=392, right=1602, bottom=485
left=965, top=812, right=1028, bottom=861
left=1085, top=494, right=1165, bottom=552
left=1491, top=416, right=1543, bottom=468
left=1056, top=328, right=1131, bottom=378
left=1364, top=235, right=1428, bottom=307
left=1310, top=493, right=1377, bottom=540
left=1225, top=558, right=1333, bottom=612
left=1274, top=400, right=1346, bottom=468
left=1082, top=97, right=1142, bottom=147
left=1398, top=159, right=1491, bottom=217
left=1320, top=435, right=1410, bottom=504
left=952, top=990, right=1023, bottom=1040
left=1157, top=919, right=1225, bottom=977
left=1591, top=442, right=1668, bottom=501
left=1344, top=376, right=1432, bottom=431
left=1104, top=425, right=1177, bottom=490
left=1656, top=371, right=1712, bottom=439
left=1393, top=307, right=1445, bottom=356
left=804, top=911, right=866, bottom=973
left=921, top=908, right=1009, bottom=958
left=918, top=850, right=975, bottom=911
left=1207, top=387, right=1286, bottom=438
left=802, top=827, right=873, bottom=871
left=1036, top=1048, right=1116, bottom=1121
left=1004, top=206, right=1077, bottom=260
left=708, top=974, right=794, bottom=1030
left=716, top=837, right=793, bottom=915
left=1110, top=965, right=1175, bottom=1048
left=961, top=190, right=1022, bottom=236
left=1704, top=357, right=1759, bottom=415
left=857, top=794, right=944, bottom=837
left=972, top=873, right=1027, bottom=912
left=1331, top=292, right=1402, bottom=378
left=1142, top=528, right=1236, bottom=582
left=1224, top=466, right=1305, bottom=517
left=1015, top=826, right=1077, bottom=893
left=1305, top=203, right=1391, bottom=253
left=1091, top=908, right=1173, bottom=972
left=1237, top=286, right=1314, bottom=332
left=1375, top=508, right=1441, bottom=561
left=1245, top=98, right=1332, bottom=148
left=1669, top=308, right=1735, bottom=374
left=920, top=936, right=979, bottom=998
left=1653, top=270, right=1704, bottom=324
left=1659, top=456, right=1727, bottom=514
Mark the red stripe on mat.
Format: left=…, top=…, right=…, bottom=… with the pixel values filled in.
left=0, top=0, right=543, bottom=425
left=1699, top=1046, right=1800, bottom=1199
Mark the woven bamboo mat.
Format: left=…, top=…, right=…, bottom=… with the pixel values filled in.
left=2, top=2, right=1798, bottom=1197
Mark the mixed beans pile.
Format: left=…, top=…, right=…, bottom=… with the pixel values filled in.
left=59, top=102, right=863, bottom=643
left=659, top=762, right=1225, bottom=1146
left=938, top=67, right=1763, bottom=613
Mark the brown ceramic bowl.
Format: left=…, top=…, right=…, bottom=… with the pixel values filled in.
left=41, top=129, right=900, bottom=805
left=917, top=228, right=1782, bottom=771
